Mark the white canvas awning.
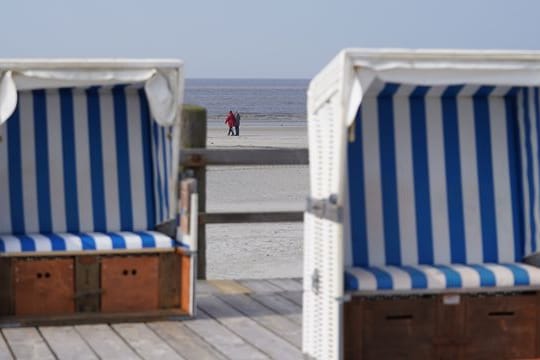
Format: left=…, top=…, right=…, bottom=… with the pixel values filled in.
left=0, top=59, right=183, bottom=126
left=308, top=49, right=540, bottom=127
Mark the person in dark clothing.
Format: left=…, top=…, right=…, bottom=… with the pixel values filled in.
left=234, top=111, right=241, bottom=136
left=225, top=110, right=236, bottom=136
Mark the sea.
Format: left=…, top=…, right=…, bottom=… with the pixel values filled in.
left=184, top=78, right=309, bottom=127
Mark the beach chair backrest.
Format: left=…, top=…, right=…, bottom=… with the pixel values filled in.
left=345, top=82, right=539, bottom=267
left=0, top=85, right=174, bottom=235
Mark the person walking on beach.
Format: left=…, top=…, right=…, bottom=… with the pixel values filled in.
left=234, top=111, right=241, bottom=136
left=225, top=110, right=236, bottom=136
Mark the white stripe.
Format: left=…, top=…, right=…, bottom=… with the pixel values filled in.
left=147, top=230, right=174, bottom=248
left=516, top=263, right=540, bottom=285
left=489, top=96, right=515, bottom=262
left=28, top=233, right=53, bottom=252
left=126, top=91, right=147, bottom=231
left=19, top=92, right=39, bottom=233
left=346, top=267, right=377, bottom=291
left=152, top=122, right=162, bottom=225
left=58, top=233, right=83, bottom=251
left=426, top=92, right=451, bottom=264
left=99, top=88, right=120, bottom=231
left=518, top=90, right=532, bottom=255
left=1, top=235, right=22, bottom=253
left=87, top=232, right=113, bottom=250
left=482, top=264, right=514, bottom=287
left=0, top=123, right=11, bottom=233
left=457, top=91, right=483, bottom=263
left=448, top=264, right=481, bottom=288
left=46, top=90, right=67, bottom=233
left=114, top=231, right=142, bottom=249
left=411, top=265, right=446, bottom=289
left=362, top=97, right=385, bottom=265
left=393, top=88, right=418, bottom=264
left=384, top=266, right=412, bottom=290
left=73, top=90, right=94, bottom=232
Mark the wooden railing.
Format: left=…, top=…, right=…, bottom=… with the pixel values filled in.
left=180, top=105, right=308, bottom=279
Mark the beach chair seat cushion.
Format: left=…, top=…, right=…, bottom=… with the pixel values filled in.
left=345, top=263, right=540, bottom=293
left=0, top=231, right=175, bottom=256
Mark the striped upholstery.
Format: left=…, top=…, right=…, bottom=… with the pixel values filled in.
left=345, top=82, right=540, bottom=292
left=0, top=86, right=174, bottom=235
left=345, top=263, right=540, bottom=292
left=0, top=231, right=174, bottom=256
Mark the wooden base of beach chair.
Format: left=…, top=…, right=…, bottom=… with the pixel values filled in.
left=344, top=292, right=540, bottom=360
left=0, top=249, right=193, bottom=325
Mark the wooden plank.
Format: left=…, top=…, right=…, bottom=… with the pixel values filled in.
left=267, top=278, right=303, bottom=292
left=75, top=324, right=140, bottom=359
left=250, top=293, right=302, bottom=325
left=112, top=323, right=183, bottom=359
left=39, top=326, right=98, bottom=359
left=0, top=332, right=13, bottom=360
left=181, top=148, right=309, bottom=167
left=239, top=280, right=283, bottom=294
left=0, top=259, right=12, bottom=316
left=207, top=280, right=251, bottom=294
left=185, top=309, right=268, bottom=359
left=180, top=253, right=191, bottom=312
left=75, top=256, right=101, bottom=313
left=196, top=281, right=222, bottom=296
left=148, top=321, right=226, bottom=360
left=2, top=328, right=55, bottom=360
left=218, top=294, right=302, bottom=348
left=198, top=296, right=302, bottom=360
left=280, top=291, right=303, bottom=306
left=201, top=211, right=303, bottom=224
left=159, top=253, right=181, bottom=309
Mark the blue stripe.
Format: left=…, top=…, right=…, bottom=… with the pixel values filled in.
left=161, top=126, right=170, bottom=219
left=60, top=88, right=80, bottom=233
left=349, top=107, right=369, bottom=266
left=153, top=122, right=164, bottom=223
left=0, top=238, right=5, bottom=253
left=504, top=89, right=523, bottom=261
left=400, top=265, right=428, bottom=289
left=20, top=235, right=35, bottom=252
left=369, top=266, right=394, bottom=290
left=112, top=86, right=133, bottom=231
left=135, top=231, right=156, bottom=248
left=473, top=86, right=498, bottom=262
left=109, top=232, right=127, bottom=249
left=502, top=263, right=530, bottom=286
left=434, top=265, right=462, bottom=288
left=44, top=233, right=66, bottom=251
left=7, top=106, right=25, bottom=234
left=33, top=90, right=52, bottom=233
left=535, top=88, right=540, bottom=253
left=138, top=90, right=155, bottom=229
left=86, top=87, right=107, bottom=231
left=522, top=89, right=536, bottom=254
left=344, top=271, right=359, bottom=291
left=468, top=264, right=496, bottom=287
left=410, top=86, right=433, bottom=264
left=79, top=233, right=97, bottom=250
left=442, top=85, right=467, bottom=263
left=377, top=83, right=401, bottom=265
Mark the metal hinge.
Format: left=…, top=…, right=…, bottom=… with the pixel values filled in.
left=306, top=194, right=343, bottom=222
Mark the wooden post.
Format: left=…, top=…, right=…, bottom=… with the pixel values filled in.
left=181, top=104, right=207, bottom=279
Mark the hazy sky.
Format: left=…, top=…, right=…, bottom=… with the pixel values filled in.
left=2, top=0, right=540, bottom=78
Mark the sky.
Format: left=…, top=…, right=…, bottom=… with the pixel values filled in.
left=1, top=0, right=540, bottom=79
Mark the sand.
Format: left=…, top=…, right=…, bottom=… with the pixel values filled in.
left=205, top=125, right=308, bottom=279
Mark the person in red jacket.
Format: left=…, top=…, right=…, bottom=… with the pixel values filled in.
left=225, top=110, right=236, bottom=136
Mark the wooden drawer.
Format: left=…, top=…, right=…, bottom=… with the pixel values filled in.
left=462, top=293, right=538, bottom=360
left=14, top=258, right=75, bottom=316
left=101, top=256, right=159, bottom=312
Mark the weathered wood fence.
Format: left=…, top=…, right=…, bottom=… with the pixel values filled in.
left=180, top=105, right=308, bottom=279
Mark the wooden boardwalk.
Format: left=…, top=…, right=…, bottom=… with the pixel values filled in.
left=0, top=278, right=304, bottom=359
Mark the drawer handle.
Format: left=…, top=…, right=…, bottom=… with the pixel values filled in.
left=488, top=311, right=515, bottom=317
left=386, top=315, right=413, bottom=321
left=36, top=272, right=51, bottom=279
left=122, top=269, right=138, bottom=276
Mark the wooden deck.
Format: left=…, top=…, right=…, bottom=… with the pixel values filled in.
left=0, top=278, right=304, bottom=359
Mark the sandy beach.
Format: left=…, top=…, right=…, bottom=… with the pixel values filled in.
left=205, top=125, right=308, bottom=279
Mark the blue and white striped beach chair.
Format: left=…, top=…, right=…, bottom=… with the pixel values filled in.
left=0, top=60, right=198, bottom=321
left=303, top=49, right=540, bottom=359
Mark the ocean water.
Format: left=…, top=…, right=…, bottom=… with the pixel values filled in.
left=184, top=79, right=308, bottom=127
